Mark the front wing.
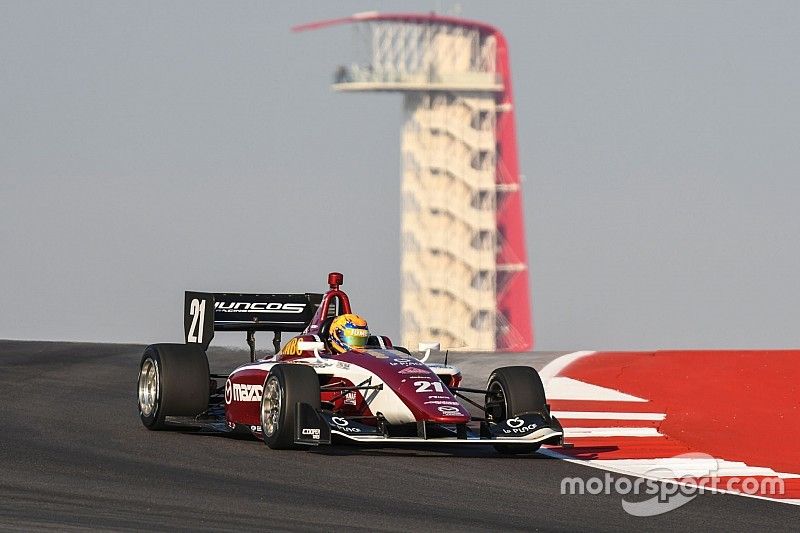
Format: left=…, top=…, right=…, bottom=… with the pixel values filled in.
left=294, top=403, right=564, bottom=447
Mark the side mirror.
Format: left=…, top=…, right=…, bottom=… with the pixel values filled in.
left=298, top=341, right=327, bottom=365
left=298, top=341, right=325, bottom=352
left=417, top=342, right=440, bottom=363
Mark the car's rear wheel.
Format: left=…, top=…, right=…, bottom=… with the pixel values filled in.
left=138, top=343, right=210, bottom=430
left=260, top=364, right=320, bottom=449
left=485, top=366, right=547, bottom=455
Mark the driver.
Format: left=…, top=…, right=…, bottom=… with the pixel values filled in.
left=328, top=313, right=370, bottom=353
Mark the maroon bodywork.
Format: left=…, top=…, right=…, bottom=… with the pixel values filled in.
left=223, top=272, right=467, bottom=431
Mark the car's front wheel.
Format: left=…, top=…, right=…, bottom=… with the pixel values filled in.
left=260, top=364, right=320, bottom=449
left=485, top=366, right=547, bottom=455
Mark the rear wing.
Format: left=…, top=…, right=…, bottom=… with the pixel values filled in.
left=184, top=291, right=322, bottom=358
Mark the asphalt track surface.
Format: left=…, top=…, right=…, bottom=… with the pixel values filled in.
left=0, top=340, right=795, bottom=531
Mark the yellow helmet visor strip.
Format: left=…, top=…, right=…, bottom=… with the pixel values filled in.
left=341, top=327, right=368, bottom=348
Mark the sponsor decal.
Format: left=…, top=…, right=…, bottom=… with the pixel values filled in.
left=249, top=425, right=263, bottom=433
left=366, top=351, right=390, bottom=359
left=280, top=337, right=302, bottom=356
left=298, top=361, right=330, bottom=369
left=427, top=395, right=451, bottom=400
left=424, top=400, right=461, bottom=406
left=499, top=417, right=538, bottom=434
left=397, top=367, right=428, bottom=375
left=331, top=416, right=360, bottom=433
left=227, top=382, right=263, bottom=403
left=301, top=428, right=321, bottom=440
left=344, top=328, right=369, bottom=338
left=390, top=358, right=423, bottom=367
left=506, top=417, right=524, bottom=428
left=344, top=391, right=357, bottom=406
left=225, top=379, right=233, bottom=404
left=437, top=405, right=464, bottom=416
left=335, top=361, right=350, bottom=370
left=215, top=302, right=306, bottom=313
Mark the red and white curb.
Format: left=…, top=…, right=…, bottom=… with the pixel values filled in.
left=539, top=350, right=800, bottom=505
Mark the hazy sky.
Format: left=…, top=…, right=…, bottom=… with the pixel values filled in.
left=2, top=1, right=799, bottom=350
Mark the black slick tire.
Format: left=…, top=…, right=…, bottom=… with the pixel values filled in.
left=485, top=366, right=547, bottom=455
left=260, top=364, right=320, bottom=450
left=137, top=343, right=210, bottom=430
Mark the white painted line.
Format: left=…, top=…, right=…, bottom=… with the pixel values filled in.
left=539, top=350, right=596, bottom=383
left=564, top=427, right=662, bottom=437
left=547, top=377, right=649, bottom=402
left=553, top=411, right=666, bottom=421
left=588, top=458, right=800, bottom=479
left=715, top=468, right=800, bottom=479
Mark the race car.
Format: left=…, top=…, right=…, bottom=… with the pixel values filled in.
left=136, top=272, right=563, bottom=453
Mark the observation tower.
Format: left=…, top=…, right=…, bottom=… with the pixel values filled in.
left=295, top=12, right=532, bottom=351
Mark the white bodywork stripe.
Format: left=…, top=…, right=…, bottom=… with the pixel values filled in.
left=313, top=358, right=417, bottom=425
left=234, top=361, right=278, bottom=372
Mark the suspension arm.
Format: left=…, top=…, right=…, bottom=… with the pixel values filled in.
left=448, top=386, right=490, bottom=394
left=453, top=391, right=486, bottom=413
left=321, top=384, right=384, bottom=392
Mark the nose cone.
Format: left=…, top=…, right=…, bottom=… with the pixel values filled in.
left=337, top=349, right=471, bottom=423
left=392, top=370, right=471, bottom=424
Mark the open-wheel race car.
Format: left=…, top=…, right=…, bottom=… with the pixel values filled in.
left=136, top=272, right=563, bottom=453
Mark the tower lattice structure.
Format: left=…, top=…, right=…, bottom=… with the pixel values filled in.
left=295, top=12, right=532, bottom=351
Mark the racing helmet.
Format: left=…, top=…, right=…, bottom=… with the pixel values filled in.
left=328, top=314, right=369, bottom=353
